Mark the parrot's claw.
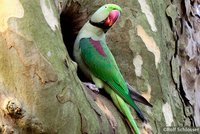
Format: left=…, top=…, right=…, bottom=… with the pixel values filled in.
left=83, top=82, right=99, bottom=92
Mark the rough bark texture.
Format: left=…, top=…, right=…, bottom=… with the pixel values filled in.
left=177, top=0, right=200, bottom=127
left=0, top=0, right=199, bottom=134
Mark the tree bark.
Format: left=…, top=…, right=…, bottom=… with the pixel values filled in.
left=0, top=0, right=199, bottom=134
left=0, top=0, right=133, bottom=133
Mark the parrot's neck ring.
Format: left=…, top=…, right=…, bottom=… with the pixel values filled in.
left=89, top=20, right=109, bottom=33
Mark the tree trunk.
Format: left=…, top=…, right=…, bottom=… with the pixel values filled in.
left=0, top=0, right=199, bottom=134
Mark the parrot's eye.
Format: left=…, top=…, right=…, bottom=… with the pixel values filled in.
left=105, top=6, right=107, bottom=8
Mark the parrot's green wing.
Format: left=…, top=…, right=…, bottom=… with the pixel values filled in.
left=79, top=37, right=146, bottom=122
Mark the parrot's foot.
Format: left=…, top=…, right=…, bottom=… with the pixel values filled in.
left=83, top=82, right=99, bottom=92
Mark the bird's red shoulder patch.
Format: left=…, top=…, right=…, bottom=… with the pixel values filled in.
left=89, top=38, right=107, bottom=57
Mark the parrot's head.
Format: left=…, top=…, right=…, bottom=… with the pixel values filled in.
left=89, top=4, right=122, bottom=33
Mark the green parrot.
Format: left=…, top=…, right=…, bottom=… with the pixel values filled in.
left=74, top=4, right=148, bottom=134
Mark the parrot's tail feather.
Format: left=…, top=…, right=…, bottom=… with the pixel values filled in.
left=60, top=1, right=89, bottom=60
left=106, top=81, right=147, bottom=122
left=126, top=82, right=153, bottom=107
left=110, top=91, right=141, bottom=134
left=133, top=105, right=147, bottom=123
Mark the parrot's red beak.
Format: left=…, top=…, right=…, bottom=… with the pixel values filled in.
left=105, top=10, right=120, bottom=27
